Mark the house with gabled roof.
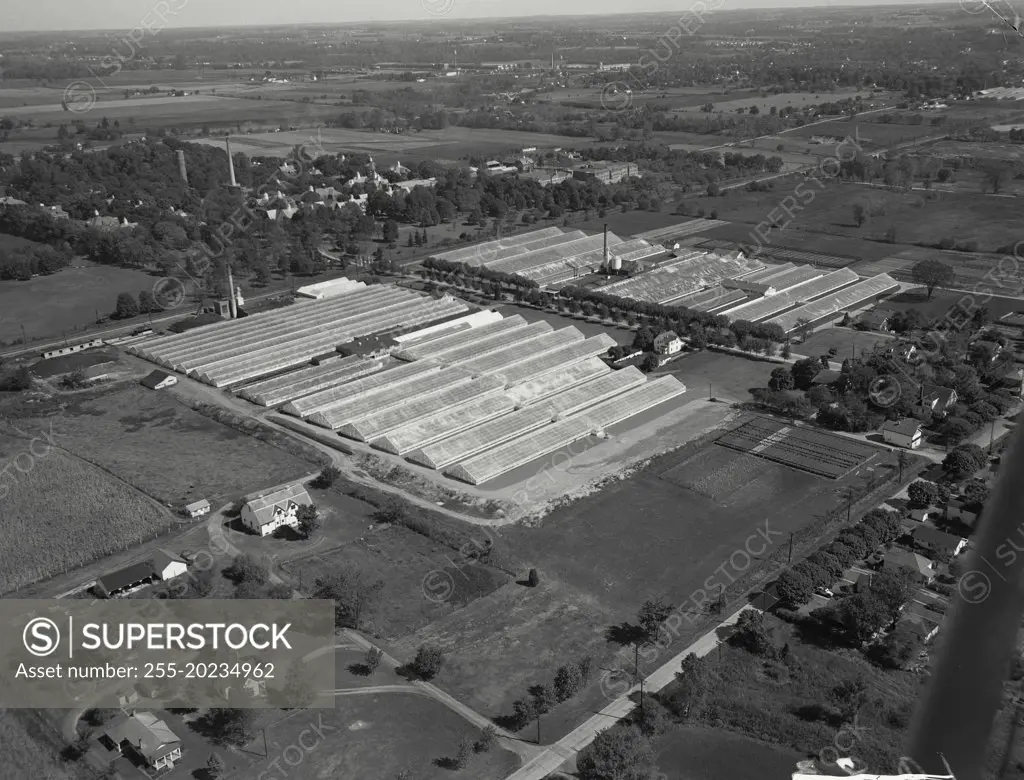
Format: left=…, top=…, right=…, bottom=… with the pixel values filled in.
left=100, top=712, right=182, bottom=770
left=912, top=525, right=967, bottom=559
left=241, top=483, right=312, bottom=536
left=883, top=550, right=936, bottom=583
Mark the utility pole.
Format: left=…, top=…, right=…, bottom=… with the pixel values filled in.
left=788, top=532, right=794, bottom=564
left=990, top=417, right=997, bottom=455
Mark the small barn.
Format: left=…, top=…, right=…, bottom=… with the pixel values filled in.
left=141, top=370, right=177, bottom=390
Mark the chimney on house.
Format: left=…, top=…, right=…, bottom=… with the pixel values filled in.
left=225, top=136, right=237, bottom=188
left=176, top=150, right=188, bottom=186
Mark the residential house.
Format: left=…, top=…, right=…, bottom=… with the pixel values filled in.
left=881, top=418, right=923, bottom=449
left=884, top=342, right=917, bottom=362
left=897, top=613, right=940, bottom=643
left=882, top=550, right=936, bottom=583
left=811, top=369, right=843, bottom=386
left=140, top=370, right=177, bottom=390
left=653, top=330, right=684, bottom=356
left=909, top=507, right=936, bottom=523
left=946, top=498, right=981, bottom=529
left=241, top=483, right=312, bottom=536
left=184, top=498, right=211, bottom=518
left=912, top=525, right=967, bottom=559
left=96, top=550, right=188, bottom=597
left=917, top=385, right=957, bottom=418
left=857, top=309, right=892, bottom=331
left=100, top=712, right=182, bottom=770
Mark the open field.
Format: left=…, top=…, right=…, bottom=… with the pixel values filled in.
left=699, top=178, right=1024, bottom=257
left=864, top=288, right=1024, bottom=324
left=671, top=88, right=872, bottom=115
left=787, top=118, right=945, bottom=149
left=0, top=261, right=161, bottom=344
left=0, top=711, right=76, bottom=780
left=572, top=209, right=725, bottom=238
left=25, top=384, right=314, bottom=509
left=852, top=246, right=1024, bottom=292
left=660, top=351, right=778, bottom=404
left=285, top=522, right=510, bottom=641
left=653, top=727, right=802, bottom=780
left=242, top=694, right=520, bottom=780
left=0, top=434, right=173, bottom=593
left=0, top=95, right=341, bottom=151
left=194, top=126, right=594, bottom=167
left=798, top=327, right=894, bottom=359
left=405, top=411, right=895, bottom=723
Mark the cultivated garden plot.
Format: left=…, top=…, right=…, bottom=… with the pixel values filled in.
left=0, top=437, right=172, bottom=593
left=716, top=417, right=881, bottom=479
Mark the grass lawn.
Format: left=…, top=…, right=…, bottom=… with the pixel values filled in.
left=0, top=434, right=172, bottom=593
left=284, top=523, right=510, bottom=641
left=653, top=726, right=802, bottom=780
left=0, top=262, right=159, bottom=344
left=25, top=384, right=313, bottom=509
left=798, top=328, right=895, bottom=360
left=31, top=348, right=120, bottom=378
left=653, top=614, right=919, bottom=774
left=241, top=694, right=520, bottom=780
left=390, top=576, right=618, bottom=728
left=659, top=350, right=779, bottom=404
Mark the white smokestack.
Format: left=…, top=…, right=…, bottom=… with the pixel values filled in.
left=176, top=150, right=188, bottom=185
left=226, top=265, right=237, bottom=318
left=225, top=136, right=237, bottom=188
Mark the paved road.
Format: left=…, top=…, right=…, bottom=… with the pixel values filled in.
left=504, top=606, right=755, bottom=780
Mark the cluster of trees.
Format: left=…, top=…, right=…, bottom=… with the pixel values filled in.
left=113, top=290, right=162, bottom=319
left=505, top=655, right=593, bottom=732
left=222, top=554, right=292, bottom=600
left=942, top=443, right=988, bottom=480
left=313, top=568, right=385, bottom=631
left=0, top=243, right=73, bottom=280
left=559, top=284, right=785, bottom=349
left=775, top=507, right=904, bottom=607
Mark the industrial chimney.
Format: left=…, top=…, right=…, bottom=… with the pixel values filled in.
left=176, top=150, right=188, bottom=186
left=225, top=135, right=237, bottom=188
left=226, top=265, right=237, bottom=319
left=603, top=223, right=609, bottom=268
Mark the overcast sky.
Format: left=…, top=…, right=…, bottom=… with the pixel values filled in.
left=5, top=0, right=946, bottom=33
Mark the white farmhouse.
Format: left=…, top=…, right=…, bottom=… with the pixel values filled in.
left=241, top=483, right=312, bottom=536
left=653, top=330, right=684, bottom=356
